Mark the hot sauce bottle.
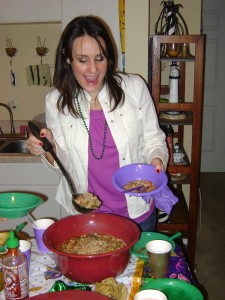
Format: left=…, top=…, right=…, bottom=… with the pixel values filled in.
left=2, top=231, right=28, bottom=300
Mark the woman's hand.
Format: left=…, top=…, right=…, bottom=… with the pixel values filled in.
left=26, top=128, right=54, bottom=156
left=150, top=157, right=165, bottom=172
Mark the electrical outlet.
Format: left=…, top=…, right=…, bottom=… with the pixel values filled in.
left=20, top=125, right=29, bottom=134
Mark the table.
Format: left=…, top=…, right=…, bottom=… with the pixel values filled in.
left=0, top=239, right=194, bottom=300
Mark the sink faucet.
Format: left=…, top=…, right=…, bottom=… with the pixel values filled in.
left=0, top=103, right=16, bottom=134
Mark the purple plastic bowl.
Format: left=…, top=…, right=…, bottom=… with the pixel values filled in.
left=112, top=163, right=168, bottom=197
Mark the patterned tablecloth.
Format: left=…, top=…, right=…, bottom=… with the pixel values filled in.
left=0, top=238, right=194, bottom=299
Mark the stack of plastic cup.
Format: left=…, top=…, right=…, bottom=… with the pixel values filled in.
left=19, top=240, right=32, bottom=273
left=32, top=219, right=55, bottom=253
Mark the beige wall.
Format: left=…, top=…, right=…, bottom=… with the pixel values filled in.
left=126, top=0, right=201, bottom=80
left=125, top=0, right=149, bottom=78
left=149, top=0, right=202, bottom=35
left=0, top=23, right=61, bottom=120
left=0, top=0, right=201, bottom=121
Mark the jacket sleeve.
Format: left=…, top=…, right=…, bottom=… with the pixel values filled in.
left=41, top=89, right=73, bottom=174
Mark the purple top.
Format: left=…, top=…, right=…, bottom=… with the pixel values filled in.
left=88, top=110, right=151, bottom=223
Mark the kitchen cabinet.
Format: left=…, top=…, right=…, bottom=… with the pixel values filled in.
left=150, top=34, right=205, bottom=269
left=0, top=163, right=60, bottom=236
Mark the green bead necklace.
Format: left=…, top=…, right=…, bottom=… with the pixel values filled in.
left=76, top=97, right=108, bottom=160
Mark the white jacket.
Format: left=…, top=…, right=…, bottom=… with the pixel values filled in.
left=42, top=73, right=168, bottom=218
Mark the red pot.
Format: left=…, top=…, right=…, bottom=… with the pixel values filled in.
left=43, top=213, right=140, bottom=283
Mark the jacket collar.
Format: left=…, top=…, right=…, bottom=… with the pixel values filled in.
left=82, top=83, right=107, bottom=103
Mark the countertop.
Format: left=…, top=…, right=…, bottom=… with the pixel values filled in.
left=0, top=119, right=43, bottom=163
left=0, top=153, right=41, bottom=163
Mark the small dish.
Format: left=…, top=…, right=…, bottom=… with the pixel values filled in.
left=29, top=290, right=111, bottom=299
left=0, top=192, right=43, bottom=219
left=141, top=278, right=204, bottom=300
left=132, top=232, right=175, bottom=260
left=112, top=164, right=168, bottom=197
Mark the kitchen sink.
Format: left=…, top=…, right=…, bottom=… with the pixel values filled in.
left=0, top=140, right=30, bottom=154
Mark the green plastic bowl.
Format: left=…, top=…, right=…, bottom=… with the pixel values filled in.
left=0, top=192, right=43, bottom=219
left=132, top=232, right=176, bottom=260
left=141, top=278, right=204, bottom=300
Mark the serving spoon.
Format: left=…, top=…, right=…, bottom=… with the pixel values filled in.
left=168, top=231, right=182, bottom=241
left=28, top=121, right=101, bottom=214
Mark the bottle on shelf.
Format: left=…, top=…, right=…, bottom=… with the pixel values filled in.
left=2, top=231, right=29, bottom=300
left=165, top=125, right=174, bottom=165
left=157, top=209, right=170, bottom=224
left=169, top=62, right=180, bottom=104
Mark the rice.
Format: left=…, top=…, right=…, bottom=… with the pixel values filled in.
left=57, top=233, right=126, bottom=255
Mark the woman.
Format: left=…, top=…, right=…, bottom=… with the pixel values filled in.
left=27, top=16, right=168, bottom=231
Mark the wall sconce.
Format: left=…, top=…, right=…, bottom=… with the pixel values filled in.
left=5, top=37, right=17, bottom=108
left=36, top=36, right=49, bottom=64
left=5, top=37, right=18, bottom=65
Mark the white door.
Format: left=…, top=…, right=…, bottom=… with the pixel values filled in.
left=201, top=0, right=225, bottom=171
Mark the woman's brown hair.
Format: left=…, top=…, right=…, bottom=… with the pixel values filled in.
left=53, top=15, right=125, bottom=117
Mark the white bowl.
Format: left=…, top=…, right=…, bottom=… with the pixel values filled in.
left=134, top=289, right=167, bottom=300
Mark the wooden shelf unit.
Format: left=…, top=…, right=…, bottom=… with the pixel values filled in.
left=150, top=34, right=205, bottom=269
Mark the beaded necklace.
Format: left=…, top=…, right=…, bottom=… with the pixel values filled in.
left=76, top=97, right=108, bottom=160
